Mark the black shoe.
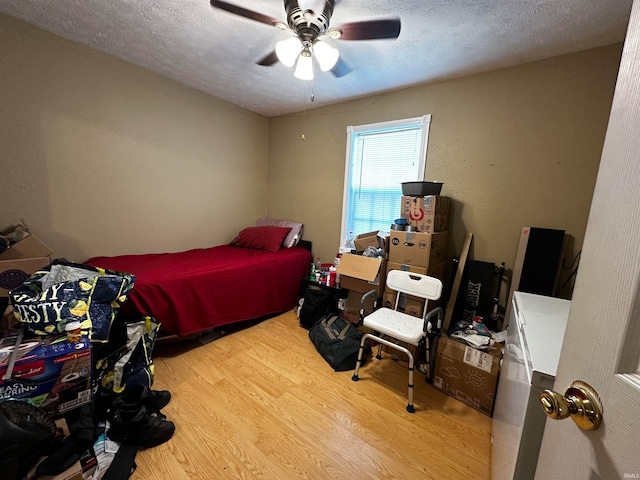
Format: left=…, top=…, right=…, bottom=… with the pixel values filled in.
left=112, top=384, right=171, bottom=414
left=107, top=406, right=175, bottom=448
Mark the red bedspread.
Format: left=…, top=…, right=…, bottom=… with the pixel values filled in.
left=85, top=245, right=312, bottom=337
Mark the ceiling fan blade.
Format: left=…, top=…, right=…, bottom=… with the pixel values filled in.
left=210, top=0, right=282, bottom=27
left=331, top=57, right=352, bottom=77
left=257, top=50, right=279, bottom=66
left=336, top=18, right=401, bottom=40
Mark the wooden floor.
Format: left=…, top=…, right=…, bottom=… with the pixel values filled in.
left=133, top=311, right=492, bottom=479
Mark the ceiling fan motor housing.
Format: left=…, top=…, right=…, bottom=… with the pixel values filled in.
left=285, top=0, right=335, bottom=42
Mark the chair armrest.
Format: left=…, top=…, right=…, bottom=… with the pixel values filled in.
left=358, top=289, right=378, bottom=324
left=424, top=307, right=444, bottom=334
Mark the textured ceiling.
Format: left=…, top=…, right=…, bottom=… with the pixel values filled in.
left=0, top=0, right=633, bottom=117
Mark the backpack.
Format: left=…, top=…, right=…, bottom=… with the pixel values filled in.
left=298, top=286, right=335, bottom=329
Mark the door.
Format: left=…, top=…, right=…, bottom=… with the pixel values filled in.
left=535, top=1, right=640, bottom=478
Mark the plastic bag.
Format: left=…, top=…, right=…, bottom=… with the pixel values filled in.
left=10, top=259, right=135, bottom=342
left=94, top=316, right=160, bottom=396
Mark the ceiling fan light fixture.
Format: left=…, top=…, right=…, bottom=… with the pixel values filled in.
left=313, top=40, right=339, bottom=72
left=275, top=36, right=302, bottom=67
left=294, top=52, right=314, bottom=80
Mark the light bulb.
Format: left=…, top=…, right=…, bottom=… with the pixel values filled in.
left=276, top=36, right=302, bottom=67
left=313, top=40, right=339, bottom=72
left=294, top=53, right=314, bottom=80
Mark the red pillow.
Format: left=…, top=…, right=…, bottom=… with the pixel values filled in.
left=229, top=226, right=292, bottom=252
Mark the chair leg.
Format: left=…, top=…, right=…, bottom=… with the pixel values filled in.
left=352, top=334, right=370, bottom=381
left=375, top=341, right=383, bottom=360
left=424, top=336, right=432, bottom=384
left=406, top=351, right=415, bottom=413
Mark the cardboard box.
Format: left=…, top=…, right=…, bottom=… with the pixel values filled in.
left=388, top=231, right=448, bottom=268
left=0, top=257, right=51, bottom=298
left=353, top=231, right=389, bottom=255
left=341, top=290, right=378, bottom=321
left=0, top=335, right=92, bottom=416
left=382, top=290, right=426, bottom=318
left=0, top=224, right=52, bottom=298
left=382, top=261, right=447, bottom=315
left=0, top=230, right=52, bottom=260
left=385, top=261, right=447, bottom=284
left=401, top=195, right=450, bottom=233
left=381, top=334, right=424, bottom=362
left=336, top=253, right=385, bottom=296
left=27, top=460, right=83, bottom=480
left=432, top=335, right=502, bottom=416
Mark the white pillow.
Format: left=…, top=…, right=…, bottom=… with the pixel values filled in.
left=254, top=217, right=304, bottom=248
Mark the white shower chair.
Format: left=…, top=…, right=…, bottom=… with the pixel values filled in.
left=351, top=270, right=443, bottom=413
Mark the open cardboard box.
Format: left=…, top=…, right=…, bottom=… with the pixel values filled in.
left=0, top=223, right=52, bottom=298
left=336, top=253, right=386, bottom=318
left=336, top=253, right=384, bottom=296
left=353, top=231, right=389, bottom=255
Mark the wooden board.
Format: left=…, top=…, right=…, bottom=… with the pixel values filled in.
left=442, top=232, right=472, bottom=333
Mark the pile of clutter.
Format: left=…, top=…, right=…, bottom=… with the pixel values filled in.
left=448, top=315, right=507, bottom=350
left=0, top=258, right=175, bottom=480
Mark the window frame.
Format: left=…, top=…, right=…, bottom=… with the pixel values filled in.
left=339, top=115, right=431, bottom=250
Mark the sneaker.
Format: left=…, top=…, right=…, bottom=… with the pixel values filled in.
left=112, top=384, right=171, bottom=414
left=107, top=406, right=175, bottom=448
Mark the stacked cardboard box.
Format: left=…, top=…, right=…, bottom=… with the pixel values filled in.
left=338, top=198, right=450, bottom=323
left=400, top=195, right=450, bottom=233
left=380, top=228, right=449, bottom=358
left=385, top=230, right=448, bottom=313
left=382, top=261, right=447, bottom=317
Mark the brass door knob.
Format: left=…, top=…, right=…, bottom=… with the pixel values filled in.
left=539, top=380, right=603, bottom=430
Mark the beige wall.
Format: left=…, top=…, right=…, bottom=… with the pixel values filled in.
left=0, top=14, right=269, bottom=261
left=267, top=45, right=622, bottom=295
left=0, top=11, right=622, bottom=295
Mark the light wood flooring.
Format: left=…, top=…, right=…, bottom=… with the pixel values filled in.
left=133, top=311, right=492, bottom=479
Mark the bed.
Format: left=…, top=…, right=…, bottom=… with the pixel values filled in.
left=84, top=221, right=312, bottom=337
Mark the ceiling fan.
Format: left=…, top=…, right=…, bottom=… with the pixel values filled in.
left=210, top=0, right=401, bottom=79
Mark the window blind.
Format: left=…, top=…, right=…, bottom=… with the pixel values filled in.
left=342, top=116, right=430, bottom=242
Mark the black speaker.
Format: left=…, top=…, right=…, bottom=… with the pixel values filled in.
left=518, top=227, right=566, bottom=296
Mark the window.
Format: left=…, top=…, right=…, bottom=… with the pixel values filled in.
left=340, top=115, right=431, bottom=250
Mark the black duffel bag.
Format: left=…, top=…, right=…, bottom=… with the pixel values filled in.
left=308, top=315, right=370, bottom=371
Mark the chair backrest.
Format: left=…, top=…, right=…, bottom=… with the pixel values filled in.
left=386, top=270, right=443, bottom=301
